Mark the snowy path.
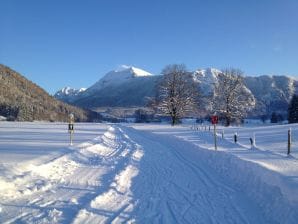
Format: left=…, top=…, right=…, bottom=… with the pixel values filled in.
left=1, top=125, right=135, bottom=223
left=1, top=123, right=298, bottom=223
left=116, top=126, right=267, bottom=223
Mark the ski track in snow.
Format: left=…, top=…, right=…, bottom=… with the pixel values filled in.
left=117, top=126, right=267, bottom=224
left=0, top=125, right=143, bottom=223
left=1, top=123, right=298, bottom=223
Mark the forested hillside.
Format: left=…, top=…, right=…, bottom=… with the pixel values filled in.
left=0, top=64, right=97, bottom=122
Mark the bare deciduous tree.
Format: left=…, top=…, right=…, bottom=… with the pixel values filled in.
left=157, top=64, right=198, bottom=125
left=212, top=68, right=255, bottom=126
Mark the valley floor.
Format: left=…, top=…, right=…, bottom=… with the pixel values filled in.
left=0, top=122, right=297, bottom=223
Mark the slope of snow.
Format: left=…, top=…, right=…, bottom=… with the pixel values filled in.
left=54, top=66, right=297, bottom=114
left=116, top=65, right=153, bottom=77
left=193, top=68, right=221, bottom=81
left=1, top=122, right=298, bottom=223
left=192, top=68, right=221, bottom=95
left=295, top=80, right=298, bottom=95
left=86, top=66, right=153, bottom=94
left=244, top=75, right=297, bottom=115
left=55, top=87, right=86, bottom=96
left=54, top=87, right=86, bottom=102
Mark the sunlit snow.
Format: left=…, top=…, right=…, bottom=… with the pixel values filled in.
left=0, top=122, right=298, bottom=223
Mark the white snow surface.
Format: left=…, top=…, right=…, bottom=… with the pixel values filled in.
left=55, top=87, right=86, bottom=96
left=0, top=122, right=298, bottom=223
left=192, top=68, right=221, bottom=95
left=87, top=66, right=153, bottom=93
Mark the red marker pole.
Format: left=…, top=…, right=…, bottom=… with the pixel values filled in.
left=211, top=116, right=218, bottom=150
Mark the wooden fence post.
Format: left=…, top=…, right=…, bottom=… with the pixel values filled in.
left=288, top=128, right=291, bottom=155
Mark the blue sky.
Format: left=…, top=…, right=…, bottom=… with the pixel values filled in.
left=1, top=0, right=298, bottom=94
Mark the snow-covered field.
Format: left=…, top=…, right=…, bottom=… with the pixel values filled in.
left=0, top=122, right=298, bottom=223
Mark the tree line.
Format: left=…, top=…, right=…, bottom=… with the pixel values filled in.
left=149, top=64, right=258, bottom=126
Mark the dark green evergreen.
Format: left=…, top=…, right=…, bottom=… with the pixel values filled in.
left=270, top=112, right=278, bottom=123
left=288, top=94, right=298, bottom=123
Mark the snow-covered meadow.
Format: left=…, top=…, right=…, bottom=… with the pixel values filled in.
left=0, top=121, right=298, bottom=223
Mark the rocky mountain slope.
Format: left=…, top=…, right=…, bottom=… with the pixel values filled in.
left=244, top=75, right=297, bottom=117
left=55, top=66, right=160, bottom=108
left=0, top=64, right=97, bottom=122
left=54, top=87, right=86, bottom=103
left=55, top=66, right=298, bottom=118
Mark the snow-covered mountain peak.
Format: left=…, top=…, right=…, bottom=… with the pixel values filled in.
left=191, top=68, right=222, bottom=95
left=87, top=66, right=153, bottom=93
left=193, top=68, right=221, bottom=84
left=56, top=87, right=86, bottom=96
left=79, top=87, right=87, bottom=92
left=194, top=67, right=221, bottom=76
left=115, top=65, right=153, bottom=77
left=54, top=87, right=86, bottom=103
left=60, top=87, right=73, bottom=95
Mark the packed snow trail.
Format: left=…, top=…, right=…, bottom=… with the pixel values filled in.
left=72, top=126, right=144, bottom=223
left=109, top=126, right=269, bottom=224
left=1, top=126, right=141, bottom=223
left=74, top=125, right=278, bottom=223
left=1, top=124, right=297, bottom=223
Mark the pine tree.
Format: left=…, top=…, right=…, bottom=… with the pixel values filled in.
left=271, top=112, right=278, bottom=123
left=288, top=94, right=298, bottom=123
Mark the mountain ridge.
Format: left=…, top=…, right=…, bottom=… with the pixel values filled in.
left=85, top=65, right=154, bottom=94
left=54, top=66, right=298, bottom=118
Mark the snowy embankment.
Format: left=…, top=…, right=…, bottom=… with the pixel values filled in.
left=130, top=123, right=298, bottom=223
left=0, top=122, right=297, bottom=223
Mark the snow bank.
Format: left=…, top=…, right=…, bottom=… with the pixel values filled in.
left=0, top=116, right=6, bottom=121
left=200, top=149, right=298, bottom=223
left=130, top=123, right=298, bottom=223
left=1, top=122, right=297, bottom=223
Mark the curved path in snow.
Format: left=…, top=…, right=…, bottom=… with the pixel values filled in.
left=1, top=124, right=291, bottom=223
left=73, top=125, right=269, bottom=223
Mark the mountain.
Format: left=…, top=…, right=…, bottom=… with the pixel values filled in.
left=54, top=87, right=86, bottom=103
left=295, top=79, right=298, bottom=96
left=86, top=65, right=153, bottom=94
left=193, top=69, right=297, bottom=117
left=244, top=75, right=298, bottom=117
left=192, top=68, right=223, bottom=95
left=54, top=66, right=298, bottom=119
left=57, top=66, right=160, bottom=108
left=0, top=64, right=98, bottom=122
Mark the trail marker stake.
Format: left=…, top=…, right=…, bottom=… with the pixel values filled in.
left=288, top=128, right=291, bottom=155
left=68, top=113, right=74, bottom=146
left=211, top=115, right=219, bottom=150
left=214, top=124, right=217, bottom=150
left=250, top=133, right=255, bottom=149
left=234, top=132, right=238, bottom=143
